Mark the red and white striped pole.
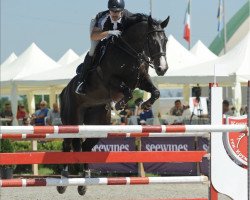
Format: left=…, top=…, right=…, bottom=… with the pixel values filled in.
left=0, top=124, right=247, bottom=135
left=0, top=176, right=208, bottom=187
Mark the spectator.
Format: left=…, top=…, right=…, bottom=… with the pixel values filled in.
left=243, top=106, right=248, bottom=115
left=31, top=101, right=49, bottom=126
left=47, top=103, right=62, bottom=125
left=169, top=100, right=189, bottom=116
left=222, top=100, right=234, bottom=116
left=0, top=103, right=13, bottom=125
left=16, top=105, right=27, bottom=120
left=138, top=107, right=153, bottom=125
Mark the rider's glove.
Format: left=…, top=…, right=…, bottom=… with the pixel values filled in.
left=108, top=30, right=121, bottom=37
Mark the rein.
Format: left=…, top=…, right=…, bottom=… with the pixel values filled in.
left=114, top=29, right=166, bottom=69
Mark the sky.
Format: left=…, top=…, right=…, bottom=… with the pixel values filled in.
left=0, top=0, right=248, bottom=63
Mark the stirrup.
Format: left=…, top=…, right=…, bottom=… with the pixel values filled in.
left=75, top=82, right=85, bottom=95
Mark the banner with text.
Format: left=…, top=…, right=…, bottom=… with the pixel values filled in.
left=141, top=137, right=198, bottom=175
left=89, top=138, right=137, bottom=173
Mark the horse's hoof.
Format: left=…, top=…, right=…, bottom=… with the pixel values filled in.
left=77, top=186, right=87, bottom=196
left=56, top=186, right=67, bottom=194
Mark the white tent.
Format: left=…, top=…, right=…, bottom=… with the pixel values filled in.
left=157, top=32, right=250, bottom=114
left=164, top=31, right=250, bottom=84
left=190, top=40, right=218, bottom=62
left=57, top=49, right=79, bottom=66
left=15, top=51, right=87, bottom=86
left=0, top=43, right=62, bottom=122
left=0, top=52, right=17, bottom=68
left=1, top=43, right=61, bottom=86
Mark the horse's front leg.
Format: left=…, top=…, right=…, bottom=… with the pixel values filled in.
left=115, top=83, right=133, bottom=110
left=138, top=75, right=160, bottom=109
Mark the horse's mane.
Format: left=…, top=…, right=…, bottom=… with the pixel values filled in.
left=123, top=13, right=160, bottom=30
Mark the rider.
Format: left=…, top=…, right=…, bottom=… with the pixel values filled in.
left=75, top=0, right=133, bottom=94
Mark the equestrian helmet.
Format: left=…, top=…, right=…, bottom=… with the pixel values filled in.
left=108, top=0, right=125, bottom=12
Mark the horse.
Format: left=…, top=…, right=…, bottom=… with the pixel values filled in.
left=57, top=14, right=170, bottom=195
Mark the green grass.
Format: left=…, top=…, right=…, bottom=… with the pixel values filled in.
left=38, top=167, right=54, bottom=175
left=145, top=173, right=160, bottom=177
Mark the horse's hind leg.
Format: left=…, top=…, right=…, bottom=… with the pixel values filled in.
left=76, top=105, right=111, bottom=195
left=57, top=95, right=83, bottom=194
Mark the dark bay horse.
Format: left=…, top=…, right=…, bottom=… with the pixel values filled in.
left=57, top=14, right=170, bottom=195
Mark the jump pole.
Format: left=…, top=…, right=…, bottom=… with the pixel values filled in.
left=0, top=176, right=208, bottom=187
left=0, top=132, right=210, bottom=139
left=0, top=124, right=247, bottom=134
left=0, top=151, right=207, bottom=165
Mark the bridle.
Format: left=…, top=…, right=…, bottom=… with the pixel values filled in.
left=114, top=28, right=166, bottom=69
left=146, top=30, right=166, bottom=61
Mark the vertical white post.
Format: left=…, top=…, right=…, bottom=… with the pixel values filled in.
left=211, top=83, right=248, bottom=199
left=248, top=80, right=250, bottom=199
left=10, top=83, right=18, bottom=125
left=183, top=84, right=190, bottom=104
left=31, top=141, right=38, bottom=175
left=27, top=93, right=35, bottom=114
left=49, top=88, right=56, bottom=109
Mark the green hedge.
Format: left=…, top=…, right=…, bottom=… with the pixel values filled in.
left=12, top=140, right=63, bottom=174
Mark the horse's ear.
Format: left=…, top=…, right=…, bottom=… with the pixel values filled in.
left=148, top=15, right=154, bottom=26
left=161, top=16, right=170, bottom=29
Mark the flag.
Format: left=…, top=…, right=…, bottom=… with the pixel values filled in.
left=217, top=0, right=223, bottom=36
left=183, top=0, right=191, bottom=43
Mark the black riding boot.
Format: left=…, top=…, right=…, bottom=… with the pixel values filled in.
left=75, top=53, right=93, bottom=95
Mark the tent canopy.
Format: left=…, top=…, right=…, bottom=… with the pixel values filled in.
left=155, top=32, right=250, bottom=85
left=13, top=51, right=87, bottom=86
left=1, top=43, right=61, bottom=87
left=0, top=52, right=17, bottom=68
left=191, top=40, right=218, bottom=61
left=57, top=49, right=79, bottom=65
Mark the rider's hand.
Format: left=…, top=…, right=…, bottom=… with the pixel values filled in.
left=108, top=30, right=121, bottom=37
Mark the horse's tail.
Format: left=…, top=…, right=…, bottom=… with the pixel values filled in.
left=59, top=87, right=67, bottom=125
left=59, top=77, right=77, bottom=125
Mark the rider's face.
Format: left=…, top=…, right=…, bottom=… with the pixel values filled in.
left=109, top=10, right=122, bottom=21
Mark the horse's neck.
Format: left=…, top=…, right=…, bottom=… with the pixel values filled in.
left=122, top=22, right=148, bottom=51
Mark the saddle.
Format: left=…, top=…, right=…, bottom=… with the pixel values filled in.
left=76, top=39, right=111, bottom=75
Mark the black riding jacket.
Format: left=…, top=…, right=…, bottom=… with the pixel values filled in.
left=94, top=9, right=133, bottom=32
